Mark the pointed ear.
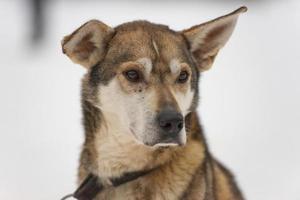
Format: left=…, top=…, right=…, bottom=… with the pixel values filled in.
left=61, top=20, right=114, bottom=69
left=182, top=7, right=247, bottom=72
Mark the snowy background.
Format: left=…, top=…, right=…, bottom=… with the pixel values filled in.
left=0, top=0, right=299, bottom=199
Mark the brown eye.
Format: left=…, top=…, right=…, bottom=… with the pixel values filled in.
left=124, top=70, right=141, bottom=82
left=177, top=71, right=189, bottom=83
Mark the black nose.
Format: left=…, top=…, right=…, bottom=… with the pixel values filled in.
left=157, top=110, right=184, bottom=135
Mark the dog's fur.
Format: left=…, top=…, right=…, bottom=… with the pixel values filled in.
left=62, top=7, right=247, bottom=200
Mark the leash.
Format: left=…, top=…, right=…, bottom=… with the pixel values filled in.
left=60, top=168, right=157, bottom=200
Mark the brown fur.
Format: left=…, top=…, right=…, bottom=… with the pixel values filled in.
left=62, top=7, right=247, bottom=200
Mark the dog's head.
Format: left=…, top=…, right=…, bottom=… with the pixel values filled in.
left=62, top=7, right=246, bottom=147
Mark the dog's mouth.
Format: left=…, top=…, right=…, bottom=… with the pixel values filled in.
left=153, top=136, right=186, bottom=147
left=129, top=124, right=186, bottom=148
left=152, top=142, right=179, bottom=148
left=141, top=133, right=186, bottom=148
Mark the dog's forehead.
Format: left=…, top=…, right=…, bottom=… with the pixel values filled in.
left=91, top=21, right=197, bottom=85
left=106, top=21, right=189, bottom=65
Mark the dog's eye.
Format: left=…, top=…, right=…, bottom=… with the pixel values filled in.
left=177, top=71, right=189, bottom=83
left=124, top=70, right=141, bottom=82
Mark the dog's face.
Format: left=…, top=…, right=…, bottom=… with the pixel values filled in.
left=62, top=7, right=246, bottom=147
left=91, top=27, right=198, bottom=146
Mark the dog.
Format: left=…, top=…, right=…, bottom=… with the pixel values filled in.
left=61, top=6, right=247, bottom=200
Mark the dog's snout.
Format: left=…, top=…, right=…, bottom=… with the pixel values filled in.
left=157, top=110, right=183, bottom=135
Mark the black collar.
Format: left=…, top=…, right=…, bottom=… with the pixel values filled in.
left=61, top=168, right=157, bottom=200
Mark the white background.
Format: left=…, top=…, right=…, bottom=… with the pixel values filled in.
left=0, top=0, right=299, bottom=199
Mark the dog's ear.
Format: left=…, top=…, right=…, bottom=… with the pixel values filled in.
left=182, top=7, right=247, bottom=72
left=61, top=20, right=114, bottom=69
